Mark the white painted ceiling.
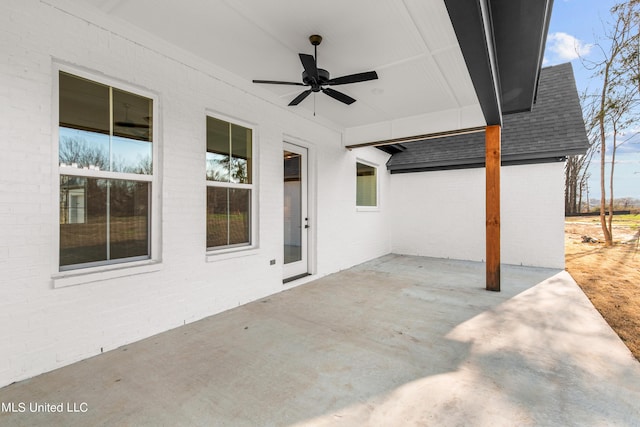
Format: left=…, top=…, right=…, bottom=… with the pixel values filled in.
left=70, top=0, right=482, bottom=131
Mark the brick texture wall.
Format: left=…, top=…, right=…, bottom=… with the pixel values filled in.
left=0, top=0, right=391, bottom=386
left=389, top=162, right=565, bottom=269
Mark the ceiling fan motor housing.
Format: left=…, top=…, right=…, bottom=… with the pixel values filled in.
left=302, top=69, right=330, bottom=90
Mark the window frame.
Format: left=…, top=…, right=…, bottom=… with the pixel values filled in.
left=205, top=111, right=257, bottom=254
left=355, top=159, right=379, bottom=211
left=52, top=64, right=161, bottom=282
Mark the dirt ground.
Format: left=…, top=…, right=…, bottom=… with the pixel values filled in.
left=565, top=215, right=640, bottom=361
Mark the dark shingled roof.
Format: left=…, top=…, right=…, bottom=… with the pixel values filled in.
left=386, top=62, right=590, bottom=173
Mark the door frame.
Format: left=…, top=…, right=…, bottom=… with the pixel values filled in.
left=283, top=139, right=315, bottom=282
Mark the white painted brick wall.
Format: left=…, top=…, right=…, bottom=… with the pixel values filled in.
left=389, top=162, right=566, bottom=269
left=501, top=162, right=565, bottom=269
left=1, top=0, right=564, bottom=387
left=0, top=0, right=391, bottom=386
left=389, top=168, right=487, bottom=261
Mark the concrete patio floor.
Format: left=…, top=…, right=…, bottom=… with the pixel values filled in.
left=1, top=254, right=639, bottom=426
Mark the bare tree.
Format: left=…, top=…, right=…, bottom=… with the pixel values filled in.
left=60, top=134, right=153, bottom=175
left=59, top=136, right=108, bottom=169
left=584, top=0, right=640, bottom=245
left=565, top=154, right=592, bottom=213
left=606, top=89, right=637, bottom=233
left=566, top=92, right=597, bottom=215
left=567, top=151, right=595, bottom=213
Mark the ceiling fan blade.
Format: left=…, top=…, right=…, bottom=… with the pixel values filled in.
left=288, top=89, right=312, bottom=106
left=299, top=53, right=319, bottom=83
left=115, top=121, right=150, bottom=129
left=322, top=88, right=356, bottom=105
left=327, top=71, right=378, bottom=86
left=252, top=80, right=306, bottom=86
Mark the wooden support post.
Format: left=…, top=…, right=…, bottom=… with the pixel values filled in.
left=485, top=125, right=501, bottom=291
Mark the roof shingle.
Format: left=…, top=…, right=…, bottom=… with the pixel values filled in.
left=386, top=62, right=590, bottom=173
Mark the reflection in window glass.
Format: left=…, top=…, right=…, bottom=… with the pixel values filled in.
left=59, top=72, right=110, bottom=135
left=206, top=187, right=251, bottom=248
left=112, top=88, right=153, bottom=173
left=109, top=180, right=150, bottom=260
left=206, top=186, right=228, bottom=248
left=231, top=124, right=252, bottom=184
left=59, top=72, right=153, bottom=175
left=228, top=188, right=250, bottom=245
left=60, top=176, right=150, bottom=268
left=58, top=71, right=154, bottom=271
left=112, top=88, right=152, bottom=142
left=206, top=117, right=230, bottom=181
left=206, top=117, right=252, bottom=183
left=356, top=162, right=377, bottom=207
left=283, top=151, right=302, bottom=264
left=60, top=176, right=107, bottom=266
left=206, top=151, right=229, bottom=182
left=112, top=135, right=153, bottom=174
left=59, top=127, right=109, bottom=171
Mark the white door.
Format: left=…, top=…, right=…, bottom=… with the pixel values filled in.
left=283, top=143, right=308, bottom=281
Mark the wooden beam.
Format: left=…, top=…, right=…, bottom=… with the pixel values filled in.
left=486, top=125, right=501, bottom=291
left=344, top=126, right=486, bottom=150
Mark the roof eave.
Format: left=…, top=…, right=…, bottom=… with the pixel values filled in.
left=387, top=148, right=588, bottom=173
left=445, top=0, right=554, bottom=124
left=444, top=0, right=502, bottom=126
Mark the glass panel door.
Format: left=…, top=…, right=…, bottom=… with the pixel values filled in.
left=283, top=144, right=308, bottom=280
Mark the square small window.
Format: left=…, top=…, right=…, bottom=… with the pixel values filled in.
left=356, top=162, right=377, bottom=207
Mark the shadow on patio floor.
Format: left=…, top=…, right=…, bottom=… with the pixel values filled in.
left=1, top=254, right=639, bottom=426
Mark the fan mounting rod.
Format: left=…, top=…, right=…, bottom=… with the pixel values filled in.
left=309, top=35, right=322, bottom=67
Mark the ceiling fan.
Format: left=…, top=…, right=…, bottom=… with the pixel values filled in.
left=115, top=103, right=150, bottom=129
left=253, top=35, right=378, bottom=106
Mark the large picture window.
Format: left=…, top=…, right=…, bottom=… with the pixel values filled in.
left=58, top=71, right=154, bottom=270
left=206, top=116, right=253, bottom=249
left=356, top=161, right=377, bottom=207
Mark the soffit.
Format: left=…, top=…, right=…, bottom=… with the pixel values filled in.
left=490, top=0, right=554, bottom=114
left=66, top=0, right=484, bottom=131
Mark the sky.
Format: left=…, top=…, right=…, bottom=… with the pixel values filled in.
left=545, top=0, right=640, bottom=199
